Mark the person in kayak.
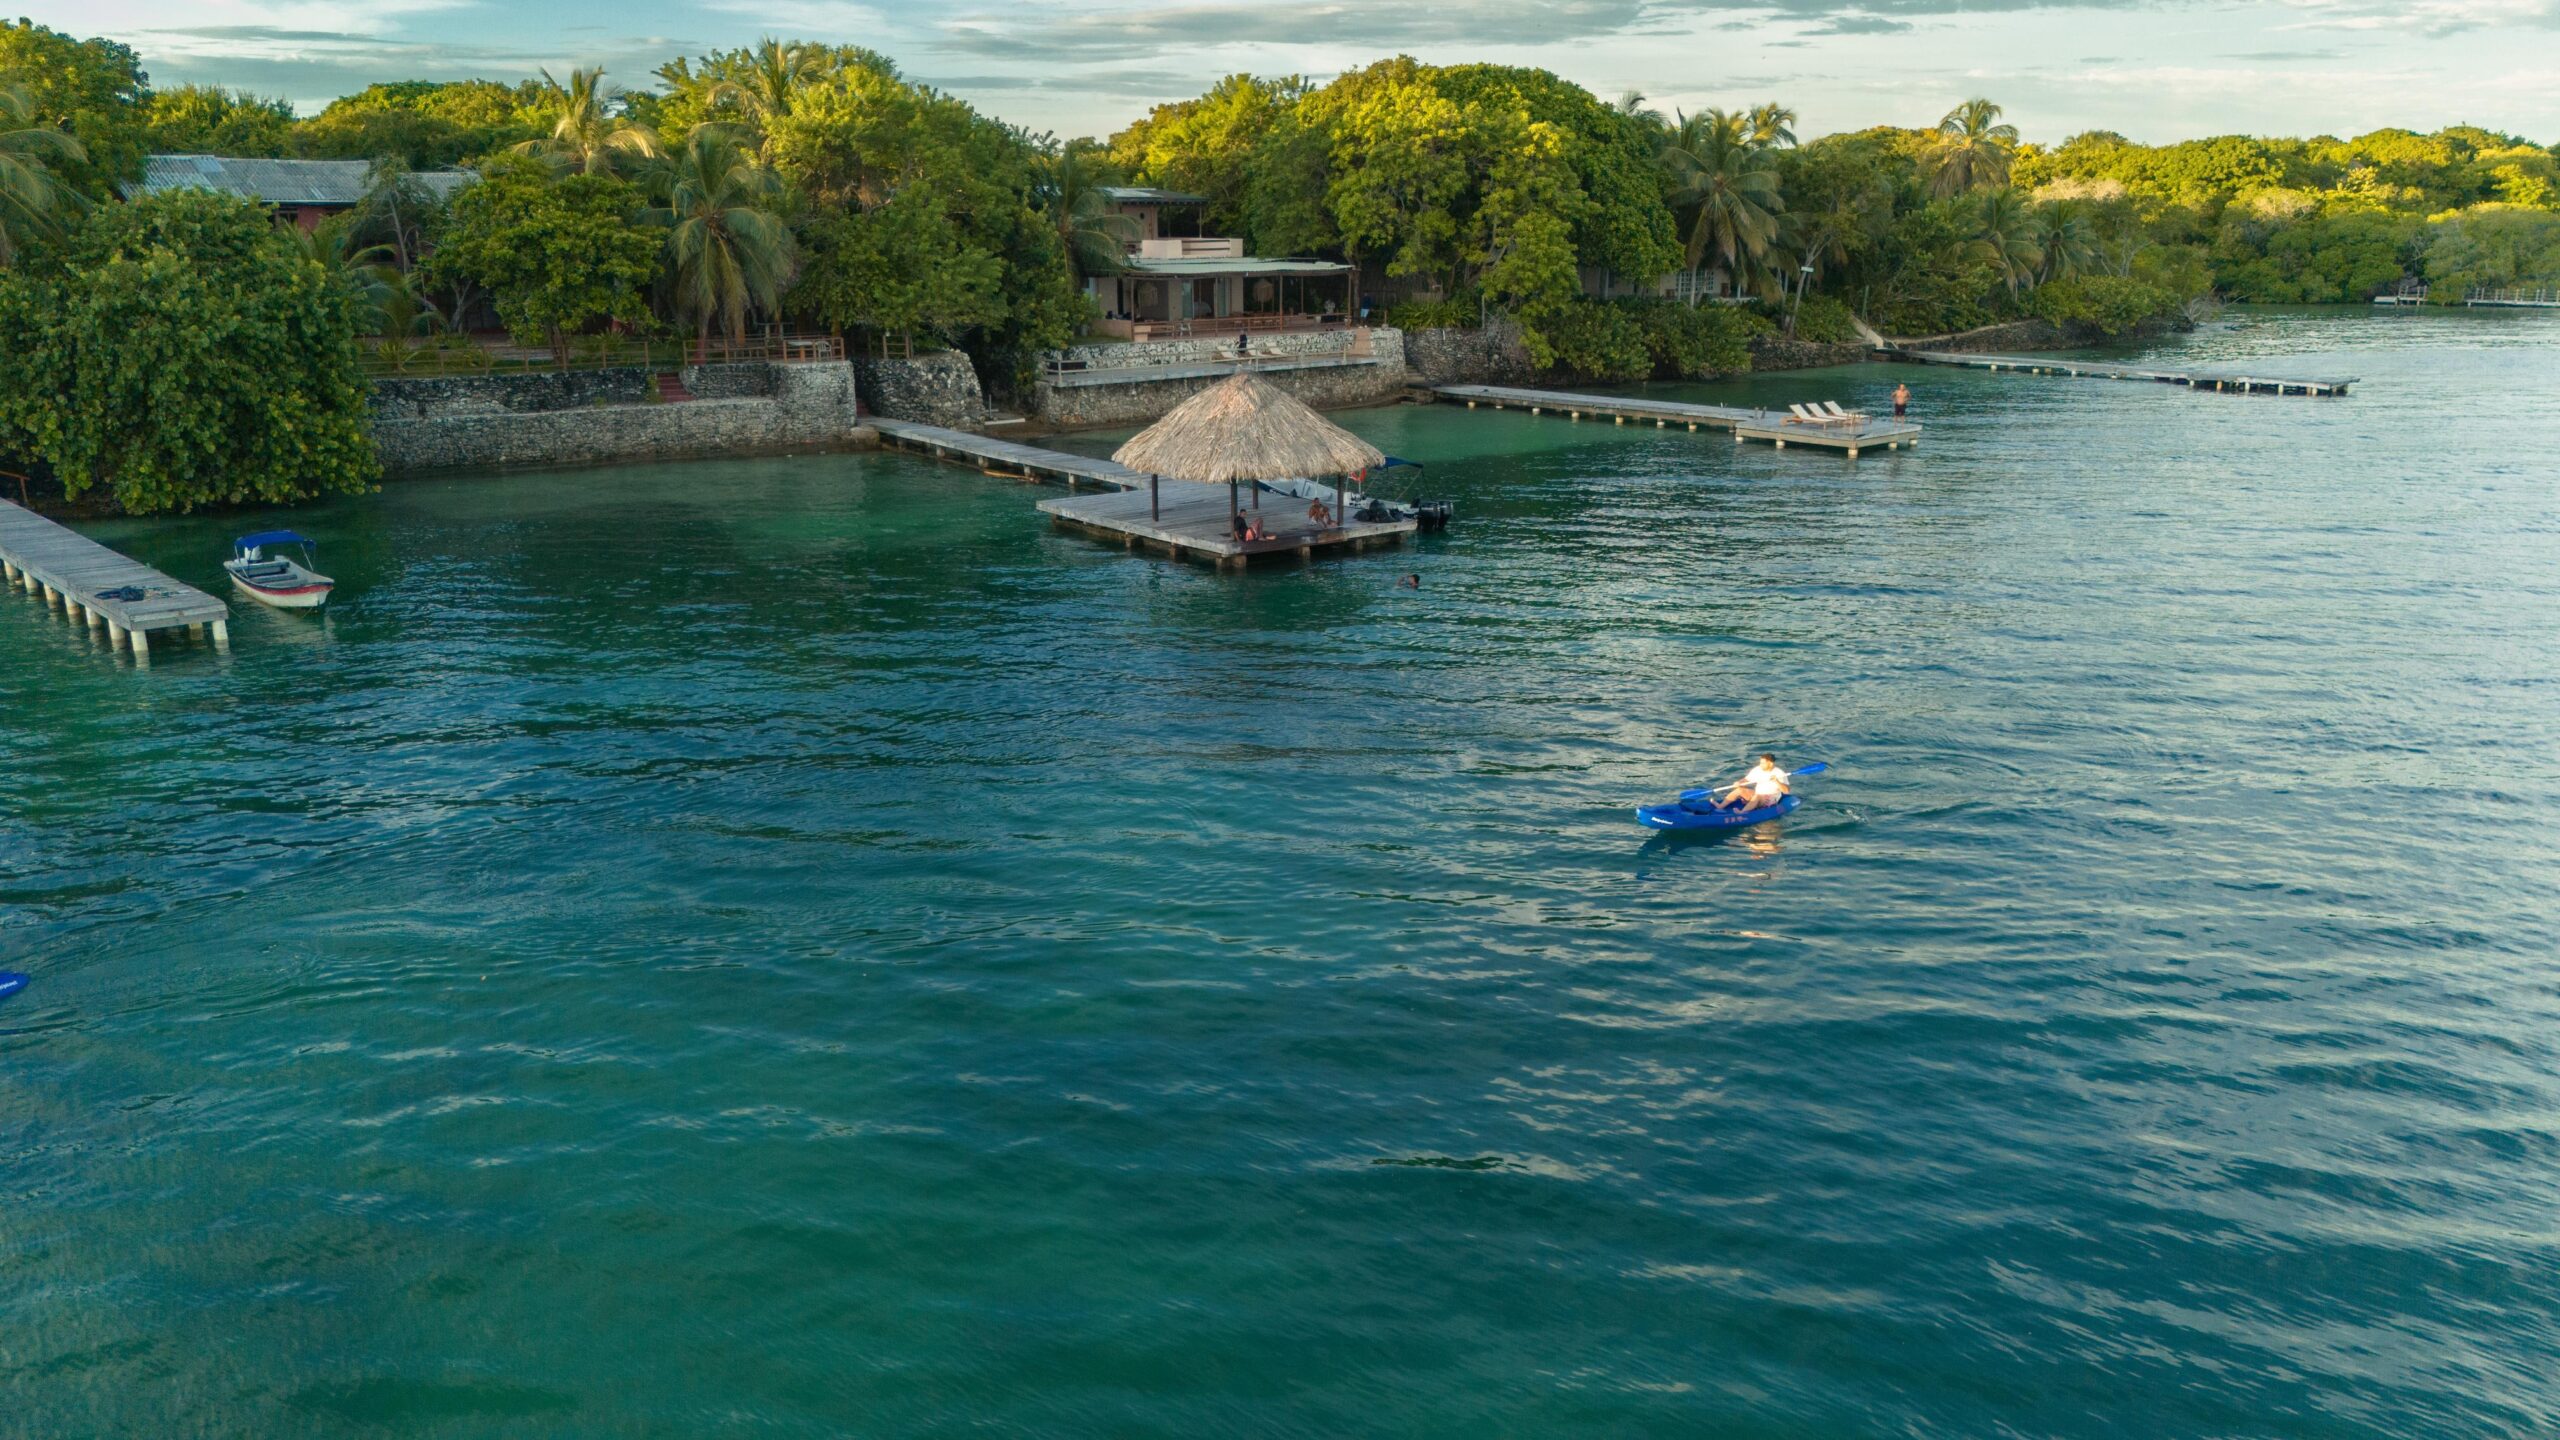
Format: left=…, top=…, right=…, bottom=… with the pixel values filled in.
left=1715, top=755, right=1790, bottom=812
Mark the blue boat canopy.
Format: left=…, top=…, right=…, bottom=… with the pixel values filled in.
left=1378, top=455, right=1424, bottom=470
left=235, top=530, right=314, bottom=550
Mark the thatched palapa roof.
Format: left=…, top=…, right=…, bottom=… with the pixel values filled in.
left=1112, top=371, right=1385, bottom=484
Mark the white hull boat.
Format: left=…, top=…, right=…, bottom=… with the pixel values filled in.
left=225, top=531, right=335, bottom=610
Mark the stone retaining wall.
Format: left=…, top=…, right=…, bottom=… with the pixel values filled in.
left=1049, top=328, right=1372, bottom=371
left=854, top=351, right=988, bottom=427
left=680, top=361, right=775, bottom=399
left=1748, top=336, right=1876, bottom=372
left=1893, top=319, right=2071, bottom=353
left=1030, top=331, right=1409, bottom=428
left=1402, top=323, right=1532, bottom=386
left=373, top=361, right=871, bottom=475
left=369, top=368, right=653, bottom=418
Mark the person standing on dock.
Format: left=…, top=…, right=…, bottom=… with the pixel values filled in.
left=1893, top=383, right=1911, bottom=419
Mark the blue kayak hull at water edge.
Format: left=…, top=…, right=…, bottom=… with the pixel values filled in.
left=0, top=973, right=26, bottom=1002
left=1636, top=794, right=1801, bottom=830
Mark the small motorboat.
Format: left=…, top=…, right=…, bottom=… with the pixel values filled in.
left=1635, top=762, right=1829, bottom=832
left=224, top=530, right=334, bottom=609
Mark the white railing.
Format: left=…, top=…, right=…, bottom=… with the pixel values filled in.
left=2465, top=286, right=2560, bottom=307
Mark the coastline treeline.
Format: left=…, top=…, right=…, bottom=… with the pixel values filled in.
left=4, top=16, right=2557, bottom=513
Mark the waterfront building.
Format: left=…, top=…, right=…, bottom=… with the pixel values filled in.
left=123, top=155, right=476, bottom=232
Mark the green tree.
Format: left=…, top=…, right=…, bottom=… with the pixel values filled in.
left=1035, top=144, right=1138, bottom=278
left=1747, top=102, right=1799, bottom=149
left=0, top=19, right=147, bottom=198
left=0, top=81, right=86, bottom=264
left=517, top=68, right=660, bottom=176
left=1925, top=98, right=2019, bottom=198
left=2029, top=199, right=2098, bottom=283
left=1110, top=74, right=1305, bottom=236
left=0, top=190, right=378, bottom=513
left=1970, top=188, right=2043, bottom=294
left=294, top=80, right=541, bottom=167
left=642, top=126, right=796, bottom=349
left=1470, top=118, right=1581, bottom=358
left=142, top=85, right=296, bottom=156
left=789, top=186, right=1001, bottom=352
left=1662, top=108, right=1783, bottom=296
left=713, top=38, right=829, bottom=131
left=429, top=157, right=659, bottom=354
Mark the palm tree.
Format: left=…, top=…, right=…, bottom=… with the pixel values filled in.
left=1747, top=102, right=1799, bottom=149
left=1614, top=90, right=1666, bottom=135
left=287, top=225, right=423, bottom=337
left=1777, top=175, right=1888, bottom=331
left=0, top=83, right=86, bottom=265
left=1038, top=148, right=1139, bottom=279
left=2031, top=200, right=2098, bottom=284
left=518, top=67, right=661, bottom=176
left=1925, top=98, right=2020, bottom=198
left=642, top=126, right=797, bottom=354
left=1661, top=109, right=1784, bottom=300
left=1970, top=189, right=2044, bottom=295
left=713, top=38, right=827, bottom=129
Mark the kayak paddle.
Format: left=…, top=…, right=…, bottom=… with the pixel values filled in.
left=1678, top=761, right=1829, bottom=802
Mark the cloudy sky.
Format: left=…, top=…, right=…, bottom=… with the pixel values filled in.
left=58, top=0, right=2560, bottom=143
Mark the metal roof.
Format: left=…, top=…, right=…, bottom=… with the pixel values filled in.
left=1120, top=257, right=1354, bottom=277
left=1100, top=186, right=1207, bottom=205
left=127, top=155, right=477, bottom=207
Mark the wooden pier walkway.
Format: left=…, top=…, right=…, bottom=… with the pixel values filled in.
left=1887, top=350, right=2356, bottom=396
left=1, top=499, right=227, bottom=663
left=1430, top=384, right=1922, bottom=457
left=871, top=419, right=1143, bottom=489
left=873, top=419, right=1414, bottom=568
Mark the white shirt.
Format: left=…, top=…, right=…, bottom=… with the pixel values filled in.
left=1744, top=763, right=1789, bottom=799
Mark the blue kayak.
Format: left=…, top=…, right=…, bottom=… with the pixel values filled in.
left=0, top=973, right=26, bottom=1003
left=1637, top=794, right=1800, bottom=831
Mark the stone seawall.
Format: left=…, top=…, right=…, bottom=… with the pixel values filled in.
left=1050, top=328, right=1369, bottom=370
left=855, top=352, right=988, bottom=427
left=1402, top=323, right=1532, bottom=386
left=373, top=361, right=872, bottom=475
left=1031, top=331, right=1409, bottom=429
left=1748, top=336, right=1876, bottom=372
left=1893, top=319, right=2071, bottom=353
left=370, top=362, right=780, bottom=417
left=370, top=368, right=652, bottom=418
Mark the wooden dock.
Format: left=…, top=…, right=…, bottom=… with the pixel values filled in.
left=1431, top=384, right=1922, bottom=457
left=875, top=418, right=1414, bottom=568
left=872, top=419, right=1144, bottom=489
left=1039, top=485, right=1414, bottom=569
left=1888, top=350, right=2356, bottom=396
left=1, top=499, right=228, bottom=664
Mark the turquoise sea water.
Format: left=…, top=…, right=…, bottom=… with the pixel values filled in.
left=6, top=308, right=2559, bottom=1436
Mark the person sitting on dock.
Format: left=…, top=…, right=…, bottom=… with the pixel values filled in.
left=1715, top=755, right=1791, bottom=812
left=1307, top=498, right=1333, bottom=527
left=1244, top=515, right=1272, bottom=542
left=1232, top=511, right=1251, bottom=541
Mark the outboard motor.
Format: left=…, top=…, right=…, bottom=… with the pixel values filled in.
left=1411, top=500, right=1454, bottom=531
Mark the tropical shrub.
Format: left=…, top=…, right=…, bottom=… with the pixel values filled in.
left=0, top=191, right=378, bottom=514
left=1625, top=298, right=1765, bottom=376
left=1541, top=299, right=1650, bottom=380
left=2027, top=274, right=2183, bottom=336
left=1386, top=297, right=1477, bottom=329
left=428, top=157, right=660, bottom=351
left=1788, top=293, right=1860, bottom=343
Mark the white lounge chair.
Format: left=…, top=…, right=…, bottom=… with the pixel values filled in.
left=1820, top=401, right=1868, bottom=424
